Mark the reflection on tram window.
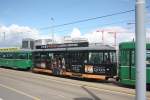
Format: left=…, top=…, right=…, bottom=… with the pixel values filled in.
left=146, top=50, right=150, bottom=67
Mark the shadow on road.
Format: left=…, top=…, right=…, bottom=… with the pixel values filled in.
left=74, top=86, right=101, bottom=100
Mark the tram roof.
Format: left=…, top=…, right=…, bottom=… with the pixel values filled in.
left=119, top=42, right=150, bottom=49
left=33, top=43, right=116, bottom=52
left=0, top=48, right=32, bottom=53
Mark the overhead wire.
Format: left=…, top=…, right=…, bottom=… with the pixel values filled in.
left=52, top=19, right=134, bottom=34
left=40, top=9, right=134, bottom=30
left=39, top=5, right=150, bottom=30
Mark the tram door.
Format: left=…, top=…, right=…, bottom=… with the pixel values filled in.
left=128, top=50, right=135, bottom=80
left=33, top=52, right=47, bottom=69
left=131, top=50, right=135, bottom=80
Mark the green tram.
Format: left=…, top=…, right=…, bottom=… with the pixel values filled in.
left=0, top=49, right=33, bottom=70
left=32, top=42, right=117, bottom=80
left=119, top=42, right=150, bottom=86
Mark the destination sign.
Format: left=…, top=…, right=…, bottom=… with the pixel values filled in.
left=36, top=42, right=89, bottom=49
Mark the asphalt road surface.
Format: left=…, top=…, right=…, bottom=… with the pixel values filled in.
left=0, top=68, right=149, bottom=100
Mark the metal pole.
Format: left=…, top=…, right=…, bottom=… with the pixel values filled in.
left=3, top=32, right=5, bottom=40
left=114, top=32, right=116, bottom=47
left=51, top=17, right=54, bottom=43
left=135, top=0, right=146, bottom=100
left=102, top=30, right=104, bottom=44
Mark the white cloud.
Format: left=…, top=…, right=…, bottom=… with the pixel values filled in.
left=69, top=26, right=135, bottom=45
left=0, top=24, right=68, bottom=47
left=0, top=24, right=149, bottom=48
left=0, top=24, right=41, bottom=47
left=70, top=28, right=82, bottom=38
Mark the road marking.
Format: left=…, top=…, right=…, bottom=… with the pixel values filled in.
left=0, top=83, right=40, bottom=100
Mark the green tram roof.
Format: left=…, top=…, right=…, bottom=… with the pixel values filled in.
left=119, top=42, right=150, bottom=49
left=33, top=43, right=116, bottom=52
left=0, top=49, right=32, bottom=53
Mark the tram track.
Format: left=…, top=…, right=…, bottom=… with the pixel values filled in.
left=0, top=68, right=150, bottom=99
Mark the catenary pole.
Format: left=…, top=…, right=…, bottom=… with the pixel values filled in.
left=3, top=32, right=5, bottom=40
left=135, top=0, right=146, bottom=100
left=51, top=17, right=54, bottom=43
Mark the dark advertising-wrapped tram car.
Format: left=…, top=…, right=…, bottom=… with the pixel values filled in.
left=32, top=42, right=117, bottom=80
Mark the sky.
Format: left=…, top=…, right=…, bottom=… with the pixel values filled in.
left=0, top=0, right=150, bottom=47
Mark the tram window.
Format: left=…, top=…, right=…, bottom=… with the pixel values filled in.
left=71, top=52, right=79, bottom=63
left=0, top=53, right=5, bottom=58
left=28, top=54, right=32, bottom=59
left=41, top=54, right=47, bottom=61
left=7, top=53, right=13, bottom=59
left=89, top=52, right=103, bottom=64
left=35, top=53, right=41, bottom=60
left=103, top=52, right=109, bottom=63
left=33, top=52, right=40, bottom=62
left=110, top=52, right=116, bottom=63
left=0, top=53, right=3, bottom=58
left=35, top=52, right=40, bottom=57
left=146, top=50, right=150, bottom=67
left=131, top=50, right=135, bottom=66
left=48, top=53, right=53, bottom=58
left=0, top=54, right=2, bottom=58
left=120, top=50, right=125, bottom=65
left=66, top=52, right=87, bottom=64
left=48, top=53, right=53, bottom=60
left=126, top=50, right=130, bottom=66
left=47, top=53, right=53, bottom=61
left=17, top=53, right=28, bottom=59
left=80, top=52, right=88, bottom=63
left=120, top=50, right=130, bottom=66
left=2, top=53, right=6, bottom=58
left=3, top=53, right=8, bottom=58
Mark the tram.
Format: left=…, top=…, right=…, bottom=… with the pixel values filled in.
left=119, top=42, right=150, bottom=85
left=32, top=42, right=117, bottom=80
left=0, top=48, right=33, bottom=70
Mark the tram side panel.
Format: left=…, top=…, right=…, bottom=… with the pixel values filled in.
left=0, top=52, right=33, bottom=70
left=64, top=50, right=117, bottom=80
left=32, top=50, right=117, bottom=80
left=118, top=42, right=150, bottom=86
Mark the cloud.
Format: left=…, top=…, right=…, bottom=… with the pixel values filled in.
left=70, top=26, right=135, bottom=45
left=0, top=24, right=67, bottom=47
left=0, top=24, right=149, bottom=48
left=0, top=24, right=41, bottom=47
left=70, top=28, right=82, bottom=38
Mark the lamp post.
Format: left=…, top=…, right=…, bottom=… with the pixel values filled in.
left=51, top=17, right=54, bottom=43
left=101, top=30, right=104, bottom=43
left=135, top=0, right=146, bottom=100
left=3, top=32, right=5, bottom=40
